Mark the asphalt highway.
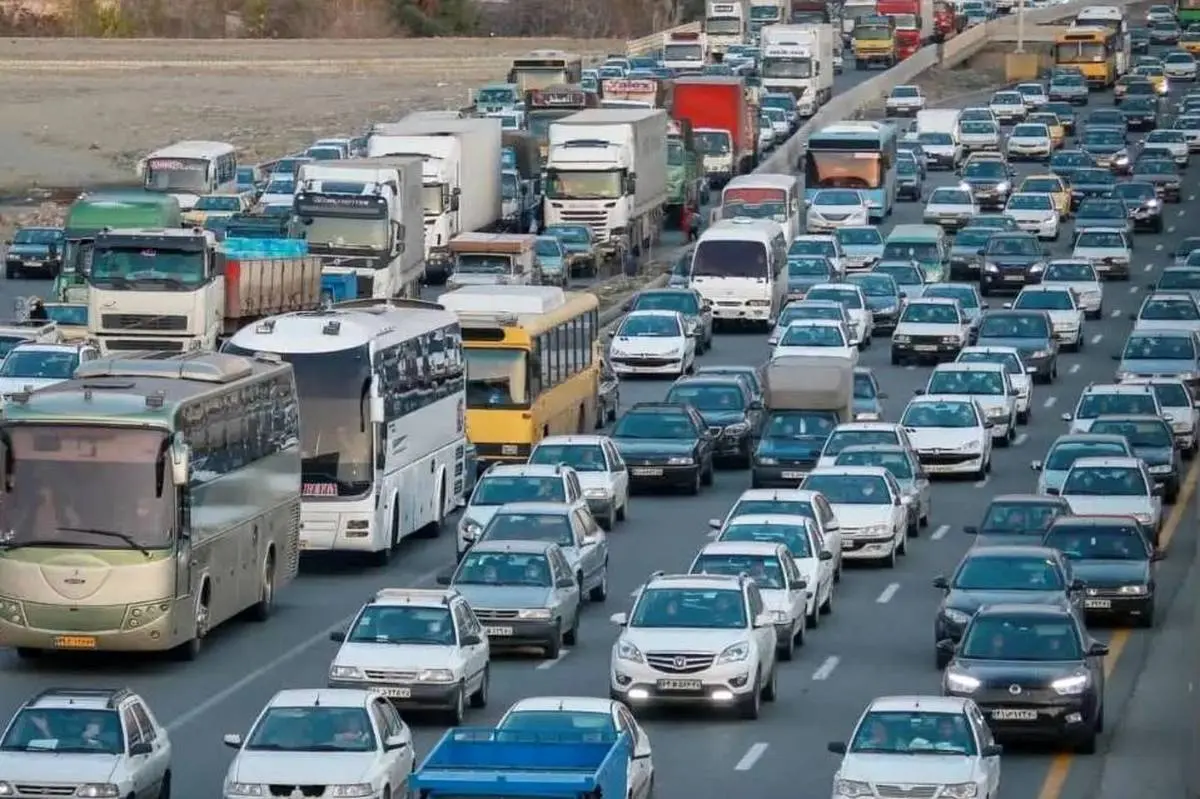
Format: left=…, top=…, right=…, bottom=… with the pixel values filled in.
left=0, top=46, right=1197, bottom=799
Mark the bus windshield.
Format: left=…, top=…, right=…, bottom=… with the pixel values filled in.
left=0, top=425, right=172, bottom=550
left=692, top=239, right=770, bottom=279
left=1056, top=41, right=1107, bottom=61
left=143, top=157, right=210, bottom=194
left=805, top=151, right=883, bottom=189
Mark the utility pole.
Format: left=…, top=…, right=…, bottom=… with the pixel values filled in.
left=1015, top=0, right=1025, bottom=53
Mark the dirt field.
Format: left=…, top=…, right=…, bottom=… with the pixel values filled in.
left=0, top=37, right=625, bottom=194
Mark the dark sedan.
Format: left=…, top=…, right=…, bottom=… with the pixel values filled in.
left=1043, top=515, right=1159, bottom=627
left=965, top=493, right=1074, bottom=544
left=933, top=545, right=1080, bottom=668
left=610, top=402, right=715, bottom=494
left=941, top=603, right=1108, bottom=753
left=1131, top=157, right=1183, bottom=202
left=665, top=376, right=762, bottom=466
left=1050, top=149, right=1098, bottom=184
left=980, top=232, right=1047, bottom=295
left=1089, top=415, right=1181, bottom=501
left=958, top=159, right=1013, bottom=210
left=1067, top=168, right=1118, bottom=210
left=1122, top=96, right=1159, bottom=131
left=974, top=310, right=1060, bottom=382
left=1113, top=180, right=1165, bottom=232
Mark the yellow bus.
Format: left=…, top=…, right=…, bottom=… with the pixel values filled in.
left=1056, top=27, right=1119, bottom=88
left=439, top=285, right=601, bottom=469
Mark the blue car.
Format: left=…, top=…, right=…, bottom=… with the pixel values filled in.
left=5, top=226, right=63, bottom=279
left=535, top=236, right=569, bottom=288
left=544, top=224, right=597, bottom=278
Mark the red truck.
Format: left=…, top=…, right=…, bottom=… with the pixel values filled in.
left=876, top=0, right=933, bottom=60
left=789, top=0, right=830, bottom=23
left=932, top=0, right=959, bottom=40
left=670, top=76, right=756, bottom=187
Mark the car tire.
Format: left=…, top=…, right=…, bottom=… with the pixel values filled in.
left=448, top=685, right=466, bottom=725
left=761, top=667, right=778, bottom=702
left=738, top=680, right=762, bottom=720
left=616, top=499, right=628, bottom=522
left=821, top=586, right=834, bottom=615
left=686, top=468, right=701, bottom=495
left=469, top=667, right=489, bottom=708
left=589, top=565, right=609, bottom=602
left=1075, top=727, right=1098, bottom=755
left=779, top=629, right=796, bottom=661
left=546, top=624, right=563, bottom=658
left=701, top=459, right=715, bottom=487
left=883, top=545, right=897, bottom=568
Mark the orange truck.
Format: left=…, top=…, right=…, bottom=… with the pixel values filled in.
left=875, top=0, right=934, bottom=59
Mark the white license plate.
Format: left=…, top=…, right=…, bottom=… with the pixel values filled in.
left=1005, top=274, right=1025, bottom=282
left=781, top=471, right=806, bottom=479
left=915, top=345, right=938, bottom=351
left=484, top=626, right=514, bottom=636
left=842, top=539, right=855, bottom=549
left=377, top=687, right=411, bottom=698
left=991, top=708, right=1039, bottom=721
left=299, top=539, right=314, bottom=550
left=25, top=260, right=41, bottom=267
left=632, top=467, right=664, bottom=476
left=1084, top=599, right=1112, bottom=609
left=657, top=679, right=703, bottom=691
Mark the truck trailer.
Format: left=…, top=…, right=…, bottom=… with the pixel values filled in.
left=760, top=24, right=836, bottom=114
left=671, top=76, right=757, bottom=186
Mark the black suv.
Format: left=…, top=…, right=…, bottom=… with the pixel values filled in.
left=1113, top=181, right=1164, bottom=232
left=610, top=402, right=715, bottom=494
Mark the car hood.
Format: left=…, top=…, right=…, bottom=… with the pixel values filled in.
left=620, top=627, right=749, bottom=653
left=0, top=752, right=117, bottom=782
left=610, top=336, right=686, bottom=355
left=985, top=254, right=1042, bottom=268
left=696, top=410, right=748, bottom=427
left=905, top=427, right=981, bottom=450
left=0, top=377, right=64, bottom=396
left=1083, top=142, right=1123, bottom=154
left=951, top=658, right=1083, bottom=683
left=1010, top=136, right=1049, bottom=146
left=1070, top=559, right=1150, bottom=587
left=614, top=438, right=697, bottom=456
left=452, top=584, right=556, bottom=610
left=1074, top=246, right=1128, bottom=260
left=945, top=588, right=1069, bottom=613
left=1076, top=215, right=1127, bottom=228
left=827, top=504, right=894, bottom=527
left=1118, top=357, right=1195, bottom=375
left=864, top=295, right=900, bottom=311
left=838, top=754, right=981, bottom=784
left=461, top=504, right=501, bottom=530
left=842, top=244, right=884, bottom=260
left=895, top=322, right=960, bottom=337
left=1127, top=444, right=1174, bottom=465
left=1063, top=495, right=1157, bottom=516
left=788, top=277, right=828, bottom=293
left=962, top=178, right=1005, bottom=189
left=1072, top=181, right=1116, bottom=193
left=1132, top=172, right=1180, bottom=185
left=229, top=751, right=377, bottom=784
left=1039, top=468, right=1069, bottom=493
left=950, top=245, right=985, bottom=260
left=927, top=203, right=972, bottom=216
left=1047, top=280, right=1100, bottom=296
left=1007, top=208, right=1055, bottom=220
left=333, top=642, right=457, bottom=670
left=1041, top=309, right=1081, bottom=326
left=975, top=336, right=1050, bottom=355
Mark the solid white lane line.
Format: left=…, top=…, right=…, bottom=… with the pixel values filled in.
left=735, top=743, right=769, bottom=771
left=974, top=474, right=990, bottom=489
left=1044, top=395, right=1058, bottom=409
left=1069, top=363, right=1081, bottom=374
left=812, top=656, right=840, bottom=680
left=537, top=649, right=571, bottom=670
left=876, top=582, right=900, bottom=604
left=932, top=524, right=950, bottom=540
left=1014, top=432, right=1028, bottom=446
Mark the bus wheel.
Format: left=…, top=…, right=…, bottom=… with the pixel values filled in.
left=373, top=507, right=400, bottom=565
left=248, top=553, right=275, bottom=622
left=176, top=591, right=209, bottom=661
left=420, top=480, right=446, bottom=539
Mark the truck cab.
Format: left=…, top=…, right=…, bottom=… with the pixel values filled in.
left=475, top=83, right=522, bottom=114
left=446, top=233, right=540, bottom=289
left=853, top=14, right=897, bottom=68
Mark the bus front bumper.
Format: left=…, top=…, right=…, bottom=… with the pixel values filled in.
left=0, top=601, right=180, bottom=652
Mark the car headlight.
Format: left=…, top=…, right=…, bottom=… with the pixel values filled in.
left=616, top=638, right=644, bottom=663
left=518, top=608, right=552, bottom=620
left=1032, top=349, right=1052, bottom=358
left=1051, top=672, right=1091, bottom=695
left=770, top=609, right=789, bottom=622
left=834, top=781, right=874, bottom=798
left=1118, top=584, right=1149, bottom=595
left=584, top=487, right=610, bottom=499
left=943, top=784, right=979, bottom=799
left=327, top=786, right=375, bottom=798
left=1116, top=153, right=1130, bottom=164
left=1150, top=463, right=1173, bottom=474
left=667, top=456, right=694, bottom=465
left=329, top=664, right=365, bottom=680
left=945, top=670, right=981, bottom=692
left=717, top=641, right=752, bottom=663
left=459, top=518, right=483, bottom=540
left=75, top=788, right=120, bottom=799
left=756, top=456, right=778, bottom=465
left=724, top=422, right=750, bottom=435
left=984, top=263, right=999, bottom=274
left=418, top=668, right=456, bottom=682
left=940, top=335, right=962, bottom=344
left=997, top=181, right=1011, bottom=193
left=893, top=335, right=911, bottom=343
left=225, top=784, right=265, bottom=797
left=962, top=439, right=982, bottom=452
left=865, top=524, right=893, bottom=537
left=1029, top=262, right=1045, bottom=273
left=942, top=607, right=972, bottom=625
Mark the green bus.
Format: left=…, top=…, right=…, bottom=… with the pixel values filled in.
left=1180, top=0, right=1200, bottom=27
left=54, top=192, right=182, bottom=302
left=0, top=350, right=301, bottom=659
left=882, top=223, right=950, bottom=283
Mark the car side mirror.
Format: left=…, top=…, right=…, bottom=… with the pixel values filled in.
left=1046, top=487, right=1061, bottom=495
left=1031, top=460, right=1043, bottom=471
left=827, top=741, right=848, bottom=755
left=1009, top=388, right=1020, bottom=396
left=982, top=743, right=1004, bottom=757
left=708, top=518, right=722, bottom=530
left=129, top=741, right=153, bottom=756
left=913, top=388, right=925, bottom=395
left=607, top=330, right=616, bottom=338
left=329, top=630, right=346, bottom=643
left=877, top=391, right=888, bottom=399
left=223, top=733, right=243, bottom=749
left=932, top=575, right=950, bottom=590
left=1110, top=353, right=1121, bottom=361
left=557, top=577, right=577, bottom=589
left=1088, top=641, right=1110, bottom=656
left=384, top=734, right=409, bottom=751
left=793, top=578, right=808, bottom=590
left=1061, top=413, right=1073, bottom=421
left=1002, top=301, right=1013, bottom=309
left=462, top=633, right=483, bottom=645
left=435, top=569, right=454, bottom=586
left=819, top=550, right=834, bottom=561
left=936, top=638, right=957, bottom=654
left=610, top=612, right=629, bottom=626
left=963, top=525, right=979, bottom=535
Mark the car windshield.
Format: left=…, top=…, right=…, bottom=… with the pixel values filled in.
left=613, top=410, right=695, bottom=439
left=454, top=550, right=553, bottom=586
left=666, top=383, right=745, bottom=411
left=927, top=288, right=978, bottom=309
left=963, top=161, right=1006, bottom=179
left=1015, top=291, right=1074, bottom=311
left=1140, top=297, right=1200, bottom=320
left=955, top=229, right=993, bottom=249
left=1136, top=159, right=1177, bottom=175
left=1046, top=441, right=1128, bottom=470
left=719, top=521, right=813, bottom=557
left=482, top=512, right=574, bottom=547
left=780, top=324, right=846, bottom=347
left=630, top=587, right=747, bottom=629
left=900, top=303, right=959, bottom=324
left=789, top=240, right=836, bottom=258
left=632, top=292, right=699, bottom=315
left=1162, top=270, right=1200, bottom=291
left=472, top=476, right=565, bottom=506
left=0, top=350, right=79, bottom=379
left=498, top=710, right=616, bottom=735
left=960, top=615, right=1082, bottom=660
left=0, top=708, right=123, bottom=754
left=801, top=474, right=892, bottom=504
left=1044, top=263, right=1096, bottom=281
left=1123, top=334, right=1195, bottom=360
left=1044, top=524, right=1150, bottom=561
left=1013, top=125, right=1048, bottom=138
left=346, top=604, right=455, bottom=645
left=981, top=501, right=1065, bottom=533
left=874, top=264, right=923, bottom=284
left=1053, top=151, right=1093, bottom=167
left=993, top=93, right=1022, bottom=105
left=835, top=449, right=913, bottom=479
left=1076, top=231, right=1127, bottom=249
left=1078, top=201, right=1123, bottom=218
left=528, top=443, right=608, bottom=473
left=901, top=402, right=979, bottom=428
left=617, top=314, right=681, bottom=337
left=788, top=257, right=834, bottom=277
left=692, top=553, right=785, bottom=588
left=824, top=429, right=900, bottom=454
left=1077, top=392, right=1159, bottom=418
left=928, top=369, right=1005, bottom=395
left=931, top=189, right=971, bottom=205
left=958, top=351, right=1022, bottom=374
left=850, top=710, right=976, bottom=755
left=245, top=706, right=376, bottom=752
left=807, top=288, right=863, bottom=309
left=780, top=305, right=843, bottom=325
left=1073, top=169, right=1115, bottom=185
left=1149, top=130, right=1185, bottom=143
left=1084, top=129, right=1123, bottom=145
left=1008, top=195, right=1054, bottom=211
left=988, top=236, right=1041, bottom=256
left=1089, top=419, right=1173, bottom=447
left=838, top=228, right=883, bottom=246
left=978, top=313, right=1048, bottom=338
left=547, top=226, right=591, bottom=245
left=816, top=190, right=864, bottom=206
left=954, top=554, right=1065, bottom=590
left=1115, top=183, right=1156, bottom=202
left=962, top=121, right=997, bottom=135
left=849, top=275, right=896, bottom=297
left=918, top=133, right=954, bottom=147
left=1063, top=466, right=1149, bottom=496
left=1151, top=381, right=1192, bottom=407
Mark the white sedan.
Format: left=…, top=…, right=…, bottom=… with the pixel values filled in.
left=1006, top=122, right=1053, bottom=160
left=529, top=435, right=630, bottom=530
left=885, top=84, right=927, bottom=115
left=989, top=90, right=1028, bottom=123
left=1144, top=129, right=1190, bottom=166
left=807, top=189, right=871, bottom=232
left=960, top=119, right=1002, bottom=152
left=1164, top=51, right=1198, bottom=82
left=828, top=696, right=1002, bottom=799
left=900, top=395, right=993, bottom=479
left=800, top=466, right=909, bottom=567
left=773, top=318, right=859, bottom=363
left=924, top=362, right=1019, bottom=444
left=1010, top=284, right=1085, bottom=351
left=608, top=310, right=696, bottom=377
left=1042, top=259, right=1104, bottom=318
left=923, top=186, right=979, bottom=231
left=1017, top=81, right=1049, bottom=107
left=805, top=282, right=874, bottom=347
left=956, top=345, right=1033, bottom=423
left=1004, top=192, right=1060, bottom=240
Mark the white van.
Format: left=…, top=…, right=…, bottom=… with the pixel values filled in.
left=719, top=173, right=802, bottom=245
left=138, top=140, right=238, bottom=210
left=690, top=217, right=787, bottom=329
left=913, top=109, right=963, bottom=170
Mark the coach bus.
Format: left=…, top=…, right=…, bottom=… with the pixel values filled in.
left=508, top=51, right=584, bottom=93
left=224, top=299, right=467, bottom=565
left=1072, top=6, right=1131, bottom=75
left=0, top=350, right=301, bottom=659
left=803, top=121, right=898, bottom=223
left=138, top=140, right=238, bottom=211
left=438, top=285, right=601, bottom=470
left=1055, top=27, right=1119, bottom=87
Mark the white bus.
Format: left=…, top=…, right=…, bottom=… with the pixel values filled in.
left=1073, top=6, right=1131, bottom=75
left=689, top=217, right=788, bottom=330
left=139, top=140, right=239, bottom=211
left=720, top=173, right=802, bottom=244
left=224, top=298, right=467, bottom=564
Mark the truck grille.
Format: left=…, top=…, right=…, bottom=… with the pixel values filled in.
left=104, top=338, right=184, bottom=352
left=100, top=313, right=188, bottom=331
left=646, top=652, right=715, bottom=673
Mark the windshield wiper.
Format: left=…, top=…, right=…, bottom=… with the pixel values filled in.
left=56, top=527, right=151, bottom=558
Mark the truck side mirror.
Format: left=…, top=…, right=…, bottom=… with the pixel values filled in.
left=626, top=174, right=637, bottom=194
left=450, top=195, right=460, bottom=212
left=169, top=435, right=190, bottom=487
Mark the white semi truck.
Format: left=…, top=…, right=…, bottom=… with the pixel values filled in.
left=760, top=24, right=836, bottom=115
left=294, top=158, right=424, bottom=299
left=367, top=116, right=503, bottom=281
left=544, top=108, right=669, bottom=261
left=749, top=0, right=786, bottom=33
left=705, top=0, right=751, bottom=55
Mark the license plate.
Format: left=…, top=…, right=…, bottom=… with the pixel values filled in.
left=54, top=635, right=96, bottom=649
left=915, top=345, right=938, bottom=352
left=842, top=539, right=855, bottom=549
left=657, top=679, right=703, bottom=691
left=25, top=260, right=41, bottom=267
left=781, top=471, right=806, bottom=479
left=991, top=708, right=1039, bottom=721
left=632, top=467, right=663, bottom=476
left=484, top=626, right=514, bottom=636
left=1084, top=599, right=1112, bottom=609
left=1005, top=275, right=1025, bottom=282
left=300, top=538, right=314, bottom=550
left=377, top=687, right=412, bottom=699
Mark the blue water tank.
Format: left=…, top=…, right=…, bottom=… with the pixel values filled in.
left=321, top=273, right=357, bottom=304
left=222, top=237, right=309, bottom=258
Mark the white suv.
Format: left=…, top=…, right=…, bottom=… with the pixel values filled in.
left=327, top=588, right=491, bottom=723
left=0, top=688, right=172, bottom=799
left=609, top=572, right=779, bottom=719
left=457, top=463, right=587, bottom=558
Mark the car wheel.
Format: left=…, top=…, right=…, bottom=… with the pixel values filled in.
left=738, top=679, right=762, bottom=720
left=589, top=565, right=609, bottom=602
left=779, top=628, right=796, bottom=661
left=761, top=667, right=778, bottom=702
left=469, top=666, right=489, bottom=708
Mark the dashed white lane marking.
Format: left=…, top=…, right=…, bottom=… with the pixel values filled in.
left=1069, top=362, right=1081, bottom=374
left=876, top=582, right=901, bottom=604
left=537, top=649, right=571, bottom=670
left=1144, top=263, right=1156, bottom=272
left=812, top=656, right=840, bottom=680
left=1180, top=209, right=1188, bottom=217
left=1044, top=395, right=1058, bottom=409
left=906, top=364, right=916, bottom=371
left=1169, top=226, right=1177, bottom=234
left=735, top=743, right=769, bottom=771
left=1190, top=195, right=1196, bottom=202
left=932, top=524, right=951, bottom=540
left=974, top=474, right=990, bottom=489
left=1155, top=244, right=1164, bottom=252
left=1129, top=285, right=1140, bottom=294
left=1014, top=432, right=1028, bottom=446
left=1110, top=309, right=1121, bottom=318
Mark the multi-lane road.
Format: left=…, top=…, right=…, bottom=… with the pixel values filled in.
left=0, top=41, right=1197, bottom=799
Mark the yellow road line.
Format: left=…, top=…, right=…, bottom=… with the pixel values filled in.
left=1035, top=452, right=1200, bottom=799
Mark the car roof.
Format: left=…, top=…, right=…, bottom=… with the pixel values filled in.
left=699, top=540, right=789, bottom=557
left=933, top=362, right=1006, bottom=373
left=1069, top=455, right=1144, bottom=468
left=866, top=695, right=974, bottom=714
left=963, top=544, right=1061, bottom=559
left=974, top=602, right=1077, bottom=619
left=494, top=502, right=575, bottom=515
left=987, top=493, right=1071, bottom=505
left=268, top=689, right=374, bottom=708
left=808, top=465, right=893, bottom=479
left=537, top=435, right=610, bottom=446
left=1048, top=514, right=1141, bottom=528
left=483, top=464, right=571, bottom=478
left=504, top=696, right=620, bottom=714
left=468, top=539, right=560, bottom=554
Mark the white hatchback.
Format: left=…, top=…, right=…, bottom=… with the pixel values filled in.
left=955, top=345, right=1033, bottom=423
left=989, top=90, right=1028, bottom=123
left=608, top=310, right=696, bottom=377
left=1006, top=123, right=1053, bottom=160
left=923, top=362, right=1019, bottom=443
left=800, top=466, right=910, bottom=566
left=900, top=395, right=993, bottom=478
left=807, top=189, right=871, bottom=232
left=773, top=318, right=859, bottom=362
left=528, top=435, right=631, bottom=529
left=1010, top=284, right=1085, bottom=350
left=1004, top=192, right=1060, bottom=240
left=1042, top=259, right=1104, bottom=318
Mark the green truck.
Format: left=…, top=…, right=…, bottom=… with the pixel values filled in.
left=666, top=118, right=707, bottom=229
left=54, top=191, right=181, bottom=301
